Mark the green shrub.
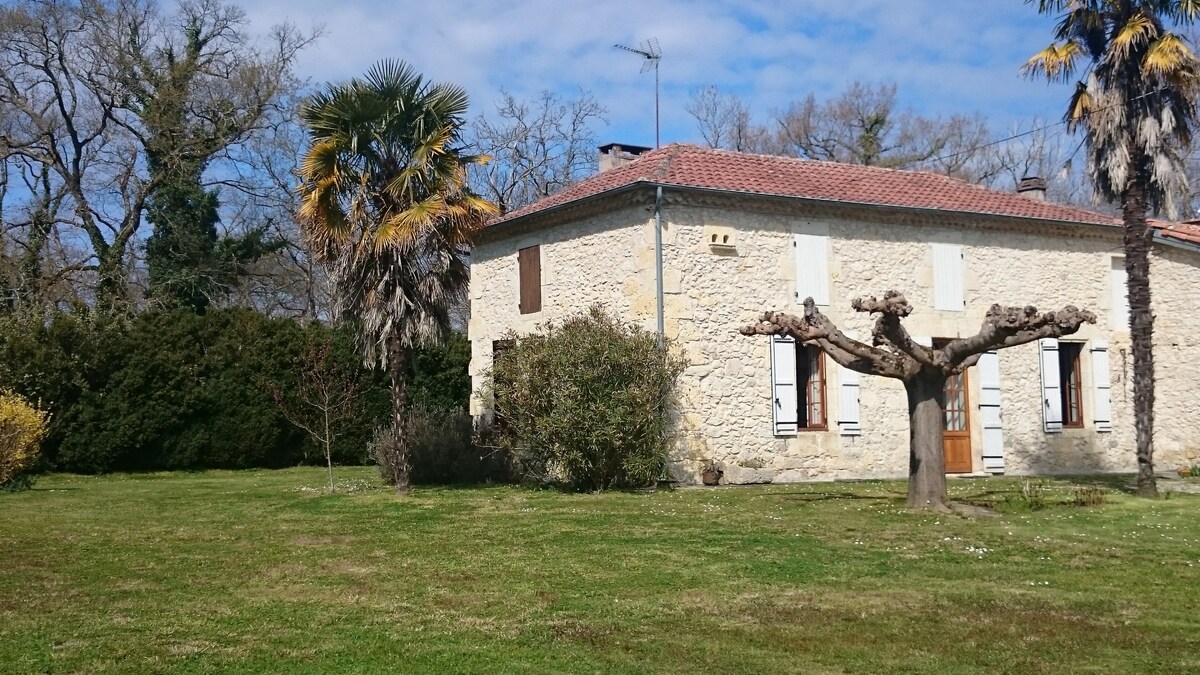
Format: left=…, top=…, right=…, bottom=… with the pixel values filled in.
left=369, top=407, right=511, bottom=486
left=0, top=389, right=49, bottom=490
left=486, top=306, right=686, bottom=491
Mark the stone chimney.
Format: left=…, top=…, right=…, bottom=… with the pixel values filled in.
left=598, top=142, right=653, bottom=173
left=1017, top=176, right=1048, bottom=201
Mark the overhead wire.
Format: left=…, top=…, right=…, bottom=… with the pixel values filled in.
left=928, top=83, right=1185, bottom=166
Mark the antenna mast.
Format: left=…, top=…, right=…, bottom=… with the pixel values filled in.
left=614, top=38, right=662, bottom=148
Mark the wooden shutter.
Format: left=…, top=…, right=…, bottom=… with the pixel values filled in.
left=1090, top=340, right=1112, bottom=432
left=793, top=234, right=830, bottom=306
left=771, top=335, right=799, bottom=435
left=1039, top=338, right=1063, bottom=433
left=837, top=364, right=861, bottom=436
left=518, top=245, right=541, bottom=314
left=1110, top=257, right=1129, bottom=330
left=977, top=350, right=1005, bottom=473
left=932, top=243, right=964, bottom=311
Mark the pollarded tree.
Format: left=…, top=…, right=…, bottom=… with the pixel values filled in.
left=741, top=292, right=1095, bottom=511
left=1024, top=1, right=1200, bottom=496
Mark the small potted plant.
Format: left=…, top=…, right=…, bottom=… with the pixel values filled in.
left=701, top=460, right=723, bottom=486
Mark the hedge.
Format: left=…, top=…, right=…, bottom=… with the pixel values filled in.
left=0, top=309, right=469, bottom=474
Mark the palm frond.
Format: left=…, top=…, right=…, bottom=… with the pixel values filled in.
left=1142, top=31, right=1199, bottom=77
left=1173, top=0, right=1200, bottom=22
left=1023, top=40, right=1085, bottom=81
left=1111, top=11, right=1157, bottom=62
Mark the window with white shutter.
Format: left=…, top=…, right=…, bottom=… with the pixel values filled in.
left=1039, top=338, right=1064, bottom=433
left=794, top=234, right=830, bottom=306
left=932, top=243, right=965, bottom=311
left=977, top=350, right=1005, bottom=473
left=771, top=336, right=799, bottom=435
left=1110, top=257, right=1129, bottom=330
left=1090, top=340, right=1113, bottom=432
left=837, top=365, right=861, bottom=436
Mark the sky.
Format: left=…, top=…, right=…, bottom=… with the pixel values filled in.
left=237, top=0, right=1077, bottom=149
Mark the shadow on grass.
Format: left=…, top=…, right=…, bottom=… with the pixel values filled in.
left=775, top=490, right=906, bottom=505
left=1041, top=473, right=1139, bottom=494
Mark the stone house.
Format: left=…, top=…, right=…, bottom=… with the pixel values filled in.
left=467, top=143, right=1200, bottom=484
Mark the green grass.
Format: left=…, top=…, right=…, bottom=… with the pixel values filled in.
left=2, top=470, right=1199, bottom=674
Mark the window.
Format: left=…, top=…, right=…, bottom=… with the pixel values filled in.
left=1110, top=256, right=1129, bottom=329
left=793, top=233, right=830, bottom=305
left=770, top=338, right=828, bottom=433
left=932, top=243, right=965, bottom=311
left=518, top=245, right=541, bottom=314
left=1058, top=342, right=1085, bottom=428
left=797, top=345, right=827, bottom=430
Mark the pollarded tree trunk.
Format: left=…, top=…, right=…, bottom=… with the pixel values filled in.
left=906, top=371, right=949, bottom=510
left=387, top=331, right=412, bottom=494
left=1122, top=178, right=1157, bottom=497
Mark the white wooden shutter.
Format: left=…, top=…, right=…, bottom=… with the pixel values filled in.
left=794, top=234, right=830, bottom=306
left=977, top=350, right=1005, bottom=473
left=1110, top=258, right=1129, bottom=330
left=771, top=335, right=798, bottom=435
left=932, top=243, right=965, bottom=311
left=837, top=365, right=861, bottom=436
left=1039, top=338, right=1063, bottom=433
left=1090, top=340, right=1112, bottom=432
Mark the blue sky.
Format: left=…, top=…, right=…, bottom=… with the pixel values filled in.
left=237, top=0, right=1077, bottom=147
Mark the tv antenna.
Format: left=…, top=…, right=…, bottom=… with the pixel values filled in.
left=614, top=37, right=662, bottom=148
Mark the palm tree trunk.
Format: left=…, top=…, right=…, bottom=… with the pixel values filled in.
left=387, top=330, right=412, bottom=493
left=905, top=371, right=950, bottom=511
left=1122, top=178, right=1157, bottom=497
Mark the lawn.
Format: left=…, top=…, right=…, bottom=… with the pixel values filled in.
left=2, top=470, right=1199, bottom=674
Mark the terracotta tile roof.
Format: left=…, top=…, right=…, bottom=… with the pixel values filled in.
left=1161, top=220, right=1200, bottom=247
left=490, top=143, right=1119, bottom=227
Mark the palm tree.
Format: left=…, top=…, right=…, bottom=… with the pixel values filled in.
left=297, top=61, right=496, bottom=492
left=1025, top=1, right=1200, bottom=496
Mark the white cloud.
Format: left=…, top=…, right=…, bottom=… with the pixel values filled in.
left=234, top=0, right=1078, bottom=147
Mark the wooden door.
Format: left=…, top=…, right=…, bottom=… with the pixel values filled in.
left=942, top=367, right=973, bottom=473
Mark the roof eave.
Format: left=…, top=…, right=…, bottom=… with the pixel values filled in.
left=478, top=182, right=650, bottom=243
left=1154, top=231, right=1200, bottom=253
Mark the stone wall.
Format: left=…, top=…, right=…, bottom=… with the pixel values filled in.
left=469, top=194, right=1200, bottom=483
left=467, top=204, right=655, bottom=415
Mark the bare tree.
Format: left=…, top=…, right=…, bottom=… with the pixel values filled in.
left=0, top=0, right=316, bottom=312
left=270, top=338, right=361, bottom=494
left=983, top=120, right=1100, bottom=209
left=742, top=292, right=1094, bottom=511
left=468, top=89, right=607, bottom=214
left=686, top=82, right=1101, bottom=205
left=774, top=82, right=994, bottom=171
left=685, top=86, right=771, bottom=152
left=213, top=90, right=332, bottom=319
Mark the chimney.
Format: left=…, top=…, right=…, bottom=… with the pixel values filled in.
left=598, top=142, right=653, bottom=172
left=1017, top=176, right=1048, bottom=201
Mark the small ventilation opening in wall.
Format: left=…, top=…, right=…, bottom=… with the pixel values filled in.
left=704, top=226, right=737, bottom=252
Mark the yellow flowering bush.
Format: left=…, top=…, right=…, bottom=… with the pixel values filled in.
left=0, top=390, right=50, bottom=489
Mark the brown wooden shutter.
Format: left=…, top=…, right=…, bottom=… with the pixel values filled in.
left=518, top=245, right=541, bottom=314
